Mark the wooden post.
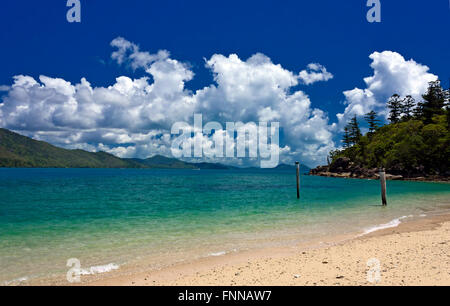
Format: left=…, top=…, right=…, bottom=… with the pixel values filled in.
left=296, top=162, right=300, bottom=199
left=379, top=168, right=387, bottom=206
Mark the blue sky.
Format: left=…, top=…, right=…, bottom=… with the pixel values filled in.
left=0, top=0, right=449, bottom=167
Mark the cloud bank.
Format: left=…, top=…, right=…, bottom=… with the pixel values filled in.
left=0, top=39, right=439, bottom=167
left=337, top=51, right=438, bottom=126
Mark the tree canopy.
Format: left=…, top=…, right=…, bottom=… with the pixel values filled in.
left=333, top=81, right=450, bottom=177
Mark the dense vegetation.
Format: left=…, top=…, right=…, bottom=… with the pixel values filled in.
left=329, top=80, right=450, bottom=178
left=0, top=128, right=232, bottom=169
left=1, top=128, right=303, bottom=169
left=0, top=128, right=139, bottom=168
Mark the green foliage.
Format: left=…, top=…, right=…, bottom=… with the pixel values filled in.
left=0, top=128, right=143, bottom=168
left=445, top=89, right=450, bottom=130
left=417, top=80, right=446, bottom=124
left=342, top=126, right=351, bottom=148
left=364, top=111, right=380, bottom=135
left=447, top=106, right=450, bottom=130
left=401, top=95, right=415, bottom=120
left=331, top=116, right=449, bottom=176
left=387, top=94, right=402, bottom=123
left=0, top=128, right=235, bottom=169
left=343, top=116, right=362, bottom=146
left=332, top=81, right=450, bottom=177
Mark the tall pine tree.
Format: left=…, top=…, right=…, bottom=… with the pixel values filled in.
left=364, top=111, right=380, bottom=134
left=342, top=126, right=351, bottom=148
left=420, top=80, right=446, bottom=124
left=349, top=116, right=362, bottom=145
left=444, top=87, right=450, bottom=130
left=401, top=95, right=415, bottom=120
left=387, top=94, right=402, bottom=123
left=447, top=105, right=450, bottom=130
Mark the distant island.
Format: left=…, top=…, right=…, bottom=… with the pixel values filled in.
left=310, top=80, right=450, bottom=181
left=0, top=128, right=306, bottom=171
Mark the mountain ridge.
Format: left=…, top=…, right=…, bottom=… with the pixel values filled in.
left=0, top=128, right=306, bottom=170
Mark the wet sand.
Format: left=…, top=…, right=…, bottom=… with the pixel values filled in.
left=83, top=213, right=450, bottom=286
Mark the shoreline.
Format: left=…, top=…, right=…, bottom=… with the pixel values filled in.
left=309, top=173, right=450, bottom=183
left=4, top=171, right=449, bottom=287
left=70, top=212, right=450, bottom=286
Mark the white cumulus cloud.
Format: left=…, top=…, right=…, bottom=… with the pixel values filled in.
left=337, top=51, right=438, bottom=127
left=0, top=39, right=439, bottom=167
left=298, top=63, right=334, bottom=85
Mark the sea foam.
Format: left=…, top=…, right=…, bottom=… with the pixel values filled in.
left=79, top=263, right=119, bottom=275
left=359, top=216, right=411, bottom=236
left=208, top=251, right=227, bottom=257
left=2, top=276, right=29, bottom=286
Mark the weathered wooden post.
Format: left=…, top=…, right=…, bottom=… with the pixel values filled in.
left=379, top=168, right=387, bottom=206
left=296, top=162, right=300, bottom=199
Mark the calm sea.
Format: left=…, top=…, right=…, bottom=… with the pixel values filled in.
left=0, top=168, right=449, bottom=284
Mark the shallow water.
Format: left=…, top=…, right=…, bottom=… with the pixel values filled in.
left=0, top=168, right=449, bottom=284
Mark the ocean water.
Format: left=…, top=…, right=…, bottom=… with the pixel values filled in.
left=0, top=168, right=449, bottom=284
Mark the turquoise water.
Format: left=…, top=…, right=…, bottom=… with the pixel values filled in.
left=0, top=168, right=449, bottom=284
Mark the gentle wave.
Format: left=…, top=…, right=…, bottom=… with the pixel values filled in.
left=359, top=215, right=412, bottom=236
left=2, top=276, right=29, bottom=286
left=79, top=263, right=120, bottom=275
left=3, top=264, right=119, bottom=285
left=208, top=251, right=227, bottom=257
